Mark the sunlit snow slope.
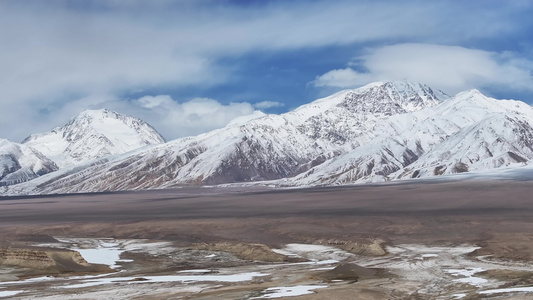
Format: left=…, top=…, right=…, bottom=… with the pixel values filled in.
left=22, top=109, right=165, bottom=168
left=290, top=89, right=533, bottom=185
left=5, top=81, right=533, bottom=195
left=6, top=81, right=453, bottom=194
left=0, top=139, right=57, bottom=186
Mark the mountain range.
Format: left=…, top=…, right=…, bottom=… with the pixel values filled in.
left=2, top=81, right=533, bottom=195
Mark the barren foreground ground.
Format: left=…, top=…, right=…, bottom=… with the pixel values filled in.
left=0, top=178, right=532, bottom=299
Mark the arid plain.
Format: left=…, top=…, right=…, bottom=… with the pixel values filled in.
left=1, top=178, right=533, bottom=299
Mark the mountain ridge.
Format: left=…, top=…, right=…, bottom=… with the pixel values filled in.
left=0, top=139, right=58, bottom=187
left=3, top=81, right=533, bottom=195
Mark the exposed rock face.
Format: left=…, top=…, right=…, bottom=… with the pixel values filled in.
left=315, top=239, right=387, bottom=256
left=291, top=89, right=533, bottom=185
left=297, top=81, right=446, bottom=146
left=318, top=263, right=383, bottom=281
left=0, top=246, right=111, bottom=273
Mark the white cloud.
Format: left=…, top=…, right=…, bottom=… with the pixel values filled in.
left=313, top=44, right=533, bottom=95
left=7, top=94, right=257, bottom=142
left=253, top=101, right=285, bottom=110
left=137, top=95, right=174, bottom=109
left=0, top=1, right=520, bottom=106
left=126, top=96, right=256, bottom=140
left=0, top=1, right=530, bottom=141
left=312, top=68, right=372, bottom=88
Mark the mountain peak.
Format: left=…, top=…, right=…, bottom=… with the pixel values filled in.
left=286, top=80, right=448, bottom=126
left=339, top=80, right=448, bottom=116
left=22, top=109, right=165, bottom=168
left=74, top=108, right=131, bottom=124
left=446, top=89, right=499, bottom=109
left=78, top=108, right=112, bottom=117
left=357, top=80, right=449, bottom=99
left=227, top=110, right=267, bottom=126
left=455, top=89, right=484, bottom=98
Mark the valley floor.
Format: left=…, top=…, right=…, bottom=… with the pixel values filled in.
left=1, top=179, right=533, bottom=299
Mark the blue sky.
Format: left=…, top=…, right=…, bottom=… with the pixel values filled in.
left=1, top=0, right=533, bottom=141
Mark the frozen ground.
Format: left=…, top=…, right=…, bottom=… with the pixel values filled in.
left=250, top=285, right=329, bottom=299
left=479, top=286, right=533, bottom=295
left=1, top=180, right=532, bottom=299
left=355, top=244, right=533, bottom=298
left=1, top=239, right=533, bottom=299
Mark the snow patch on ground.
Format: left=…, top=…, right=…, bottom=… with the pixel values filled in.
left=76, top=244, right=123, bottom=268
left=58, top=272, right=268, bottom=289
left=479, top=286, right=533, bottom=295
left=357, top=244, right=498, bottom=295
left=51, top=238, right=176, bottom=269
left=251, top=285, right=328, bottom=299
left=0, top=290, right=22, bottom=298
left=55, top=238, right=125, bottom=268
left=0, top=276, right=57, bottom=286
left=2, top=240, right=532, bottom=299
left=445, top=268, right=487, bottom=287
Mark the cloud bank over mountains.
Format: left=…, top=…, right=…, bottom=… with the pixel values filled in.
left=0, top=0, right=532, bottom=141
left=312, top=44, right=533, bottom=96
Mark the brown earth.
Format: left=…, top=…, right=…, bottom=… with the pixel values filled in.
left=0, top=246, right=112, bottom=278
left=190, top=242, right=300, bottom=262
left=0, top=179, right=532, bottom=261
left=1, top=178, right=533, bottom=299
left=316, top=263, right=384, bottom=281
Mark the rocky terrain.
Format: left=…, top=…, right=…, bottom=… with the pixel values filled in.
left=0, top=246, right=111, bottom=277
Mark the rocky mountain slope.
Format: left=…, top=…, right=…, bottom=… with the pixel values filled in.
left=22, top=109, right=165, bottom=168
left=0, top=139, right=58, bottom=187
left=4, top=81, right=450, bottom=194
left=4, top=81, right=533, bottom=195
left=289, top=89, right=533, bottom=185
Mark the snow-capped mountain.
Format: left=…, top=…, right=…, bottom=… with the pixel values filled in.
left=289, top=89, right=533, bottom=185
left=4, top=81, right=451, bottom=194
left=5, top=80, right=533, bottom=195
left=291, top=81, right=447, bottom=147
left=22, top=109, right=166, bottom=168
left=0, top=139, right=58, bottom=186
left=392, top=90, right=533, bottom=180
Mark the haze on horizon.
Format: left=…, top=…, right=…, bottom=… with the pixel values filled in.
left=1, top=0, right=532, bottom=142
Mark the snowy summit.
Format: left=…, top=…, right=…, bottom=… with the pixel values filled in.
left=22, top=109, right=165, bottom=168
